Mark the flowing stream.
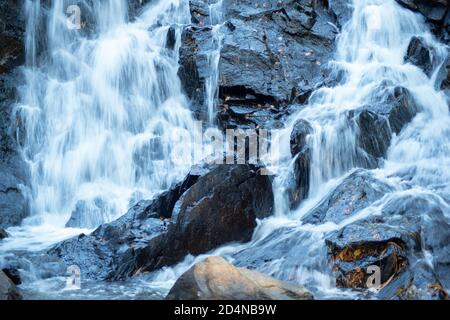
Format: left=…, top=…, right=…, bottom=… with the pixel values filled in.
left=0, top=0, right=449, bottom=299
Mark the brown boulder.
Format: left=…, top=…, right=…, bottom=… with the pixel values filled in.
left=166, top=256, right=314, bottom=300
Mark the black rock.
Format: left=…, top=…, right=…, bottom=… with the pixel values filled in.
left=48, top=167, right=204, bottom=280
left=111, top=164, right=274, bottom=279
left=351, top=86, right=419, bottom=161
left=179, top=0, right=350, bottom=128
left=1, top=268, right=21, bottom=285
left=405, top=36, right=436, bottom=77
left=0, top=228, right=8, bottom=240
left=302, top=169, right=394, bottom=225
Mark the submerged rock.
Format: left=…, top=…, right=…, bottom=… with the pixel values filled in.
left=0, top=270, right=22, bottom=300
left=166, top=256, right=314, bottom=300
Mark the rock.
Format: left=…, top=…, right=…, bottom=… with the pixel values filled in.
left=49, top=164, right=273, bottom=280
left=49, top=167, right=204, bottom=280
left=111, top=164, right=274, bottom=279
left=0, top=270, right=22, bottom=300
left=395, top=0, right=450, bottom=40
left=179, top=0, right=349, bottom=127
left=325, top=194, right=450, bottom=299
left=166, top=256, right=314, bottom=300
left=351, top=86, right=419, bottom=161
left=285, top=119, right=313, bottom=209
left=302, top=169, right=394, bottom=225
left=290, top=119, right=313, bottom=157
left=405, top=36, right=436, bottom=77
left=396, top=0, right=449, bottom=22
left=65, top=198, right=110, bottom=229
left=0, top=0, right=25, bottom=74
left=0, top=228, right=8, bottom=240
left=1, top=268, right=21, bottom=285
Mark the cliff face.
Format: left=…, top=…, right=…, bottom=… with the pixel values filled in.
left=0, top=0, right=29, bottom=228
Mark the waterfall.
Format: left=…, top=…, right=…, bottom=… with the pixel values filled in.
left=1, top=0, right=449, bottom=299
left=205, top=0, right=224, bottom=124
left=14, top=0, right=196, bottom=230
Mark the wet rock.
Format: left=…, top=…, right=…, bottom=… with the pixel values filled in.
left=396, top=0, right=449, bottom=22
left=0, top=3, right=30, bottom=228
left=405, top=36, right=436, bottom=77
left=0, top=0, right=25, bottom=74
left=166, top=256, right=314, bottom=300
left=395, top=0, right=450, bottom=40
left=0, top=227, right=8, bottom=240
left=0, top=270, right=22, bottom=300
left=303, top=169, right=394, bottom=225
left=1, top=268, right=21, bottom=285
left=112, top=164, right=274, bottom=279
left=49, top=168, right=204, bottom=280
left=65, top=198, right=110, bottom=229
left=285, top=119, right=313, bottom=209
left=179, top=0, right=348, bottom=127
left=50, top=164, right=273, bottom=280
left=351, top=86, right=419, bottom=161
left=325, top=194, right=450, bottom=299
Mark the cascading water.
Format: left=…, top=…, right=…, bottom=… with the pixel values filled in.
left=12, top=0, right=195, bottom=236
left=1, top=0, right=449, bottom=300
left=148, top=0, right=450, bottom=299
left=204, top=0, right=224, bottom=124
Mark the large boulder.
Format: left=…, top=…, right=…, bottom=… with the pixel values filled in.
left=325, top=194, right=450, bottom=299
left=179, top=0, right=351, bottom=127
left=112, top=164, right=274, bottom=279
left=166, top=256, right=314, bottom=300
left=49, top=164, right=274, bottom=280
left=0, top=270, right=22, bottom=300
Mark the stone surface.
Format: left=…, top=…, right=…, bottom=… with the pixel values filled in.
left=166, top=256, right=314, bottom=300
left=0, top=270, right=22, bottom=300
left=49, top=164, right=274, bottom=281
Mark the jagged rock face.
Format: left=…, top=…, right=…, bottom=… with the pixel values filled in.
left=179, top=0, right=352, bottom=127
left=0, top=2, right=30, bottom=228
left=325, top=195, right=450, bottom=300
left=166, top=256, right=314, bottom=300
left=405, top=36, right=437, bottom=77
left=351, top=86, right=419, bottom=161
left=0, top=0, right=25, bottom=74
left=0, top=270, right=22, bottom=300
left=49, top=164, right=274, bottom=281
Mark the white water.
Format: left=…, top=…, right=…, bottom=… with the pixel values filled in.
left=1, top=0, right=449, bottom=299
left=11, top=0, right=196, bottom=235
left=205, top=0, right=224, bottom=124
